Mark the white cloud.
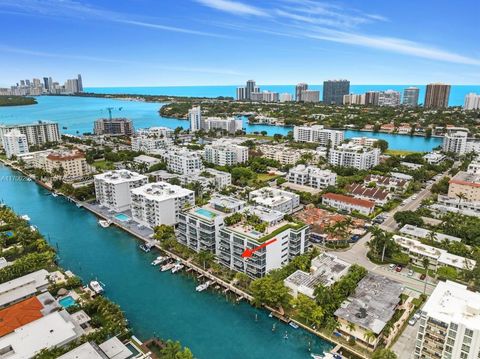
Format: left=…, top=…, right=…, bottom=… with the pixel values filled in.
left=194, top=0, right=269, bottom=17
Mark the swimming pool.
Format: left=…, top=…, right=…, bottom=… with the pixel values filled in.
left=195, top=208, right=217, bottom=219
left=59, top=295, right=77, bottom=308
left=1, top=231, right=14, bottom=237
left=115, top=213, right=130, bottom=222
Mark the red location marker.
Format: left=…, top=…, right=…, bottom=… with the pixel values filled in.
left=241, top=238, right=277, bottom=258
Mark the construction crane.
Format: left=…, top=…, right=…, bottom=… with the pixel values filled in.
left=105, top=107, right=123, bottom=120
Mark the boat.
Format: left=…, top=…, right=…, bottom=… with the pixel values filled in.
left=76, top=203, right=82, bottom=208
left=268, top=312, right=273, bottom=318
left=30, top=225, right=37, bottom=232
left=98, top=220, right=111, bottom=228
left=89, top=280, right=104, bottom=295
left=310, top=353, right=340, bottom=359
left=289, top=321, right=299, bottom=329
left=139, top=244, right=151, bottom=253
left=21, top=215, right=30, bottom=221
left=151, top=256, right=167, bottom=266
left=171, top=263, right=184, bottom=274
left=195, top=280, right=212, bottom=292
left=161, top=262, right=175, bottom=272
left=51, top=193, right=58, bottom=197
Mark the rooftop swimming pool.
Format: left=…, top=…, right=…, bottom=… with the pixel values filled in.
left=195, top=208, right=217, bottom=219
left=115, top=213, right=130, bottom=222
left=59, top=295, right=77, bottom=308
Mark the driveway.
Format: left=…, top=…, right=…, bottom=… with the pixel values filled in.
left=392, top=319, right=420, bottom=359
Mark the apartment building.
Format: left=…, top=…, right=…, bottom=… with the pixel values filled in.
left=448, top=171, right=480, bottom=202
left=249, top=187, right=300, bottom=214
left=131, top=182, right=195, bottom=227
left=363, top=174, right=409, bottom=192
left=2, top=129, right=29, bottom=159
left=293, top=125, right=344, bottom=146
left=16, top=150, right=53, bottom=169
left=346, top=183, right=391, bottom=206
left=287, top=165, right=337, bottom=189
left=393, top=235, right=476, bottom=271
left=131, top=127, right=173, bottom=153
left=328, top=143, right=380, bottom=170
left=414, top=281, right=480, bottom=359
left=0, top=121, right=61, bottom=147
left=93, top=118, right=134, bottom=136
left=443, top=130, right=468, bottom=155
left=94, top=170, right=148, bottom=212
left=45, top=149, right=90, bottom=180
left=177, top=196, right=246, bottom=253
left=150, top=168, right=231, bottom=190
left=155, top=148, right=204, bottom=175
left=202, top=117, right=243, bottom=134
left=217, top=206, right=309, bottom=278
left=349, top=137, right=378, bottom=147
left=258, top=145, right=321, bottom=165
left=322, top=193, right=375, bottom=215
left=204, top=141, right=248, bottom=166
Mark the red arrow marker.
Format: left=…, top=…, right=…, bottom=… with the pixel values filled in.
left=241, top=238, right=277, bottom=258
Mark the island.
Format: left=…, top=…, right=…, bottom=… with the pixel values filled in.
left=0, top=95, right=37, bottom=106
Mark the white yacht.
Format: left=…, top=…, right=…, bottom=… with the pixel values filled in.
left=195, top=280, right=212, bottom=292
left=161, top=262, right=175, bottom=272
left=21, top=214, right=31, bottom=221
left=98, top=219, right=111, bottom=228
left=151, top=256, right=167, bottom=266
left=171, top=263, right=184, bottom=273
left=51, top=193, right=59, bottom=197
left=89, top=280, right=104, bottom=295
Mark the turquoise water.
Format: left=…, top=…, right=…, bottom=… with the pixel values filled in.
left=1, top=231, right=13, bottom=237
left=87, top=84, right=480, bottom=107
left=0, top=164, right=333, bottom=359
left=59, top=295, right=77, bottom=308
left=0, top=96, right=442, bottom=151
left=115, top=213, right=130, bottom=222
left=195, top=208, right=217, bottom=219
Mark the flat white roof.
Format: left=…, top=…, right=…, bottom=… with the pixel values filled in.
left=99, top=337, right=133, bottom=359
left=94, top=170, right=147, bottom=184
left=400, top=224, right=461, bottom=243
left=0, top=269, right=49, bottom=308
left=424, top=281, right=480, bottom=330
left=58, top=342, right=105, bottom=359
left=249, top=187, right=298, bottom=207
left=131, top=182, right=194, bottom=201
left=0, top=311, right=83, bottom=359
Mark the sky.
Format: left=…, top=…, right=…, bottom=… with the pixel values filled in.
left=0, top=0, right=479, bottom=87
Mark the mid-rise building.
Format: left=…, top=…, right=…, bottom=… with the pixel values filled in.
left=2, top=129, right=29, bottom=159
left=258, top=144, right=321, bottom=165
left=45, top=149, right=90, bottom=180
left=349, top=137, right=378, bottom=147
left=448, top=171, right=480, bottom=202
left=424, top=83, right=451, bottom=108
left=301, top=90, right=320, bottom=103
left=414, top=281, right=480, bottom=359
left=155, top=148, right=204, bottom=175
left=93, top=118, right=134, bottom=136
left=322, top=192, right=375, bottom=215
left=293, top=125, right=344, bottom=146
left=295, top=83, right=308, bottom=102
left=467, top=156, right=480, bottom=174
left=217, top=206, right=309, bottom=278
left=403, top=87, right=420, bottom=106
left=251, top=91, right=280, bottom=102
left=287, top=165, right=336, bottom=189
left=94, top=170, right=148, bottom=212
left=204, top=141, right=248, bottom=166
left=378, top=90, right=401, bottom=107
left=464, top=93, right=480, bottom=110
left=0, top=122, right=60, bottom=147
left=443, top=130, right=468, bottom=155
left=131, top=182, right=195, bottom=227
left=343, top=93, right=365, bottom=105
left=249, top=187, right=300, bottom=214
left=328, top=143, right=380, bottom=170
left=188, top=106, right=202, bottom=132
left=323, top=79, right=350, bottom=105
left=202, top=117, right=243, bottom=134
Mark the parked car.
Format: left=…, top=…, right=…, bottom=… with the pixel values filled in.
left=408, top=318, right=417, bottom=326
left=349, top=235, right=361, bottom=243
left=412, top=195, right=418, bottom=200
left=395, top=265, right=403, bottom=272
left=420, top=273, right=427, bottom=280
left=408, top=269, right=414, bottom=276
left=389, top=264, right=396, bottom=271
left=414, top=312, right=422, bottom=320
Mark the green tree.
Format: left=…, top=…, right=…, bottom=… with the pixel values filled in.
left=372, top=348, right=397, bottom=359
left=250, top=276, right=291, bottom=309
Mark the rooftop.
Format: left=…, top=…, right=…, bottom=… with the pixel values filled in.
left=58, top=342, right=107, bottom=359
left=322, top=193, right=375, bottom=209
left=449, top=171, right=480, bottom=187
left=0, top=297, right=44, bottom=337
left=346, top=184, right=390, bottom=202
left=208, top=195, right=246, bottom=213
left=131, top=182, right=194, bottom=201
left=249, top=187, right=299, bottom=207
left=399, top=224, right=461, bottom=243
left=334, top=273, right=403, bottom=334
left=95, top=170, right=147, bottom=184
left=0, top=269, right=49, bottom=308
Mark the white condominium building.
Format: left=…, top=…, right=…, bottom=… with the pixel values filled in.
left=94, top=170, right=148, bottom=212
left=328, top=143, right=380, bottom=170
left=2, top=129, right=29, bottom=159
left=258, top=144, right=321, bottom=165
left=131, top=127, right=173, bottom=153
left=349, top=137, right=379, bottom=147
left=156, top=148, right=204, bottom=175
left=44, top=149, right=90, bottom=180
left=464, top=93, right=480, bottom=110
left=188, top=106, right=202, bottom=132
left=204, top=142, right=248, bottom=166
left=217, top=206, right=309, bottom=278
left=131, top=182, right=195, bottom=227
left=343, top=93, right=365, bottom=105
left=0, top=122, right=61, bottom=146
left=443, top=131, right=468, bottom=155
left=378, top=90, right=401, bottom=107
left=202, top=117, right=243, bottom=134
left=249, top=187, right=300, bottom=214
left=293, top=125, right=344, bottom=146
left=415, top=281, right=480, bottom=359
left=288, top=165, right=336, bottom=189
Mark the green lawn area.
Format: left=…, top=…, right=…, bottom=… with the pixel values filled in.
left=385, top=149, right=424, bottom=156
left=256, top=173, right=279, bottom=182
left=245, top=134, right=274, bottom=140
left=92, top=160, right=115, bottom=171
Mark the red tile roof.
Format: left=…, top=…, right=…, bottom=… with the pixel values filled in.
left=0, top=297, right=44, bottom=337
left=322, top=193, right=375, bottom=209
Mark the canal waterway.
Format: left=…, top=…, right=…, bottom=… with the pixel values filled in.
left=0, top=164, right=333, bottom=359
left=0, top=96, right=442, bottom=151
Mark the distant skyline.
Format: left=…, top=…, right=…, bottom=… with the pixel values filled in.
left=1, top=0, right=479, bottom=87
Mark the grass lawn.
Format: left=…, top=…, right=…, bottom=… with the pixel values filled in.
left=245, top=133, right=274, bottom=140
left=256, top=173, right=279, bottom=182
left=385, top=149, right=425, bottom=156
left=92, top=160, right=115, bottom=171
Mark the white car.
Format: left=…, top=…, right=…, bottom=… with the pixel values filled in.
left=408, top=269, right=414, bottom=277
left=408, top=318, right=417, bottom=326
left=389, top=264, right=396, bottom=271
left=412, top=195, right=417, bottom=200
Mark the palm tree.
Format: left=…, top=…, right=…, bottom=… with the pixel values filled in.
left=456, top=192, right=467, bottom=205
left=363, top=330, right=377, bottom=345
left=423, top=257, right=430, bottom=294
left=196, top=250, right=215, bottom=270
left=347, top=322, right=356, bottom=334
left=161, top=340, right=182, bottom=359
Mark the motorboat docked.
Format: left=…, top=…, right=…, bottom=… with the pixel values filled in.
left=98, top=220, right=111, bottom=228
left=311, top=353, right=342, bottom=359
left=171, top=263, right=184, bottom=274
left=195, top=280, right=212, bottom=292
left=151, top=256, right=168, bottom=266
left=289, top=321, right=299, bottom=329
left=51, top=193, right=59, bottom=197
left=89, top=280, right=104, bottom=295
left=30, top=225, right=37, bottom=232
left=21, top=215, right=31, bottom=221
left=139, top=242, right=155, bottom=253
left=76, top=203, right=82, bottom=208
left=161, top=262, right=175, bottom=272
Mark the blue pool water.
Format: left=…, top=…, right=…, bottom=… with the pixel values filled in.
left=0, top=164, right=333, bottom=359
left=2, top=231, right=14, bottom=237
left=195, top=208, right=217, bottom=219
left=115, top=213, right=130, bottom=222
left=0, top=96, right=443, bottom=151
left=59, top=295, right=77, bottom=308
